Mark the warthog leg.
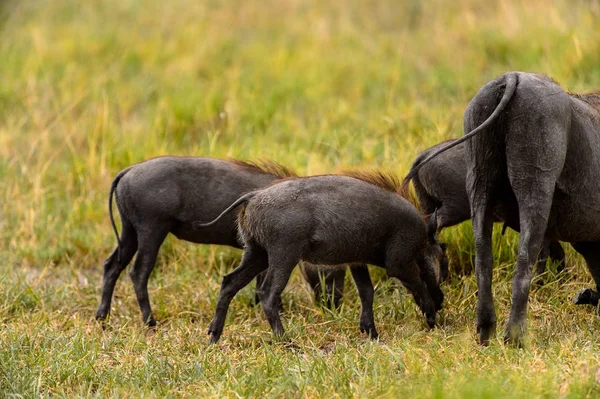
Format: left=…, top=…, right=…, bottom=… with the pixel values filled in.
left=208, top=243, right=268, bottom=344
left=96, top=220, right=138, bottom=322
left=128, top=226, right=170, bottom=327
left=471, top=203, right=496, bottom=346
left=572, top=243, right=600, bottom=308
left=258, top=247, right=303, bottom=338
left=504, top=143, right=561, bottom=347
left=349, top=264, right=378, bottom=339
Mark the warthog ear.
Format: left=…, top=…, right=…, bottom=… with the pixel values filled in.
left=427, top=209, right=439, bottom=244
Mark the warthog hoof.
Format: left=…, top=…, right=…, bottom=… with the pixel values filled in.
left=426, top=314, right=436, bottom=329
left=145, top=317, right=157, bottom=328
left=359, top=322, right=379, bottom=340
left=207, top=322, right=222, bottom=344
left=477, top=322, right=496, bottom=346
left=574, top=288, right=599, bottom=306
left=95, top=312, right=109, bottom=330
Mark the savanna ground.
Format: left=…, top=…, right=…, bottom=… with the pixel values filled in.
left=1, top=0, right=600, bottom=397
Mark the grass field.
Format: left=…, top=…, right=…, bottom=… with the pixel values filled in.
left=2, top=0, right=600, bottom=397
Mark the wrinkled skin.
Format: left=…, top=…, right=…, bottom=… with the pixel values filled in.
left=462, top=72, right=600, bottom=346
left=94, top=157, right=336, bottom=326
left=409, top=140, right=566, bottom=279
left=201, top=175, right=445, bottom=344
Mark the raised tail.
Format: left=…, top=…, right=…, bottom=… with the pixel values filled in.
left=193, top=191, right=258, bottom=228
left=108, top=166, right=133, bottom=262
left=402, top=72, right=518, bottom=192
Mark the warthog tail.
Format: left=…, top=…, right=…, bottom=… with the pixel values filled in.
left=193, top=191, right=258, bottom=228
left=108, top=166, right=133, bottom=262
left=401, top=72, right=518, bottom=192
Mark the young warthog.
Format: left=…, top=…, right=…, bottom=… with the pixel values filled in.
left=195, top=172, right=446, bottom=343
left=407, top=139, right=566, bottom=278
left=96, top=157, right=311, bottom=326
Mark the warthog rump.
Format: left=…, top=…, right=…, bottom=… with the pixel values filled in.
left=403, top=71, right=600, bottom=346
left=407, top=139, right=566, bottom=278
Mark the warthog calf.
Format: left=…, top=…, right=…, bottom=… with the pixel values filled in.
left=196, top=172, right=445, bottom=343
left=95, top=157, right=339, bottom=326
left=403, top=71, right=600, bottom=346
left=407, top=139, right=566, bottom=278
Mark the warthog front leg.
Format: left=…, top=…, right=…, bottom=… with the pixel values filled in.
left=208, top=244, right=268, bottom=344
left=349, top=264, right=378, bottom=339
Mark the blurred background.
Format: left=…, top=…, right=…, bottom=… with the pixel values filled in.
left=2, top=0, right=599, bottom=268
left=0, top=0, right=598, bottom=295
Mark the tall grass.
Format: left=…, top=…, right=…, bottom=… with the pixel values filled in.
left=1, top=0, right=600, bottom=397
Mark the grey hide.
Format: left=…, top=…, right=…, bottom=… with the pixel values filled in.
left=403, top=71, right=600, bottom=346
left=95, top=157, right=342, bottom=326
left=408, top=140, right=566, bottom=279
left=195, top=174, right=446, bottom=344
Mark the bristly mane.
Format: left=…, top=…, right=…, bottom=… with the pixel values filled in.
left=340, top=170, right=402, bottom=194
left=569, top=91, right=600, bottom=111
left=229, top=159, right=298, bottom=179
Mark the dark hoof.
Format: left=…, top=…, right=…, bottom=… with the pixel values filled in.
left=272, top=326, right=285, bottom=338
left=95, top=312, right=107, bottom=322
left=207, top=321, right=223, bottom=345
left=207, top=326, right=222, bottom=344
left=574, top=288, right=597, bottom=305
left=477, top=323, right=496, bottom=346
left=426, top=314, right=436, bottom=329
left=145, top=317, right=157, bottom=328
left=95, top=313, right=108, bottom=330
left=208, top=333, right=220, bottom=345
left=360, top=324, right=379, bottom=339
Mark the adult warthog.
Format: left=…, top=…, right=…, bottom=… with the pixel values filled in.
left=403, top=71, right=600, bottom=346
left=95, top=157, right=341, bottom=326
left=407, top=140, right=566, bottom=278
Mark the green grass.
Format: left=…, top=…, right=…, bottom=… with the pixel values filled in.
left=1, top=0, right=600, bottom=397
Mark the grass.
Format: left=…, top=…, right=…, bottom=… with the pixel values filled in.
left=1, top=0, right=600, bottom=397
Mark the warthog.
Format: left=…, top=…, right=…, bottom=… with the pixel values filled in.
left=195, top=172, right=446, bottom=343
left=95, top=157, right=339, bottom=326
left=403, top=71, right=600, bottom=346
left=407, top=140, right=566, bottom=278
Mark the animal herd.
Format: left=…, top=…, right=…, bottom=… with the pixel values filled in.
left=96, top=71, right=600, bottom=347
